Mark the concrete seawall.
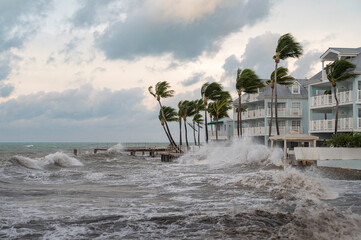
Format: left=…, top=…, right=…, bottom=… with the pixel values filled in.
left=295, top=147, right=361, bottom=170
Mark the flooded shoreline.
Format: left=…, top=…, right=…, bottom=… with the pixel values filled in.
left=1, top=140, right=360, bottom=239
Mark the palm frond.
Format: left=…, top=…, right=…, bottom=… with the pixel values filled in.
left=270, top=67, right=295, bottom=85
left=276, top=33, right=303, bottom=60
left=159, top=106, right=178, bottom=122
left=325, top=59, right=359, bottom=83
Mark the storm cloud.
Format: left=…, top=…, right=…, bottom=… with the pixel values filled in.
left=72, top=0, right=273, bottom=61
left=0, top=85, right=164, bottom=141
left=240, top=32, right=281, bottom=79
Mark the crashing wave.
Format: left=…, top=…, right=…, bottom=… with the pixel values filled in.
left=11, top=152, right=83, bottom=169
left=178, top=137, right=283, bottom=167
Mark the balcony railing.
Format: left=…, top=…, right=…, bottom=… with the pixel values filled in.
left=310, top=118, right=353, bottom=132
left=310, top=90, right=353, bottom=108
left=358, top=90, right=361, bottom=102
left=234, top=126, right=302, bottom=136
left=240, top=108, right=302, bottom=120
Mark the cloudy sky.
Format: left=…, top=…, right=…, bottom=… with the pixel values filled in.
left=0, top=0, right=360, bottom=142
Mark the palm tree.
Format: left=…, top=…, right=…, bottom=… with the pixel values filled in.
left=179, top=100, right=196, bottom=148
left=211, top=93, right=232, bottom=141
left=236, top=68, right=265, bottom=137
left=325, top=59, right=359, bottom=134
left=273, top=33, right=303, bottom=135
left=177, top=101, right=185, bottom=147
left=193, top=113, right=203, bottom=146
left=149, top=81, right=180, bottom=152
left=267, top=67, right=294, bottom=136
left=201, top=82, right=223, bottom=143
left=158, top=106, right=178, bottom=145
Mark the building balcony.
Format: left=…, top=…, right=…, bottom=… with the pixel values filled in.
left=310, top=118, right=353, bottom=132
left=310, top=90, right=353, bottom=108
left=240, top=108, right=302, bottom=120
left=233, top=126, right=302, bottom=136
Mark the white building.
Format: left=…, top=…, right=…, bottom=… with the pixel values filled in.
left=308, top=47, right=361, bottom=140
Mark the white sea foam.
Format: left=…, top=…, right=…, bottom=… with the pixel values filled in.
left=11, top=156, right=44, bottom=170
left=44, top=152, right=83, bottom=167
left=178, top=137, right=283, bottom=167
left=107, top=143, right=123, bottom=153
left=11, top=152, right=83, bottom=169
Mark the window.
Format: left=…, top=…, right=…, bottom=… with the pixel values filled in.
left=292, top=84, right=300, bottom=94
left=291, top=102, right=301, bottom=116
left=292, top=102, right=301, bottom=108
left=291, top=120, right=301, bottom=132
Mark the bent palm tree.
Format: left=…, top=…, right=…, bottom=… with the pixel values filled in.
left=158, top=106, right=178, bottom=145
left=267, top=67, right=294, bottom=136
left=273, top=33, right=303, bottom=135
left=179, top=100, right=196, bottom=148
left=193, top=113, right=203, bottom=146
left=236, top=68, right=264, bottom=137
left=201, top=82, right=223, bottom=143
left=211, top=94, right=232, bottom=141
left=149, top=81, right=180, bottom=152
left=325, top=59, right=359, bottom=134
left=177, top=101, right=185, bottom=147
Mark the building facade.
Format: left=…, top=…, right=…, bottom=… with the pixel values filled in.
left=233, top=80, right=309, bottom=145
left=308, top=47, right=361, bottom=140
left=210, top=47, right=361, bottom=145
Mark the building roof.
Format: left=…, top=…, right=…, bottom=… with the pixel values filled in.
left=321, top=47, right=361, bottom=61
left=269, top=132, right=319, bottom=142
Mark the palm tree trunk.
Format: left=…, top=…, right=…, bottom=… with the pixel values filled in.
left=162, top=124, right=172, bottom=144
left=215, top=115, right=219, bottom=141
left=269, top=87, right=274, bottom=137
left=204, top=106, right=208, bottom=143
left=237, top=94, right=241, bottom=137
left=239, top=96, right=243, bottom=137
left=274, top=62, right=280, bottom=135
left=197, top=123, right=200, bottom=147
left=333, top=86, right=339, bottom=135
left=184, top=118, right=189, bottom=148
left=158, top=101, right=180, bottom=152
left=193, top=122, right=197, bottom=146
left=179, top=117, right=182, bottom=146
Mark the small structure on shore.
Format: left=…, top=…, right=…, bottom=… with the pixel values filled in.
left=269, top=132, right=319, bottom=161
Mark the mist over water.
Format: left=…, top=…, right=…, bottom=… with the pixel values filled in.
left=0, top=140, right=360, bottom=239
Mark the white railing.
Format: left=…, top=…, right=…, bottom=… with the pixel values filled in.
left=237, top=126, right=302, bottom=136
left=266, top=108, right=302, bottom=117
left=310, top=118, right=353, bottom=132
left=240, top=108, right=302, bottom=120
left=310, top=90, right=353, bottom=108
left=241, top=109, right=265, bottom=119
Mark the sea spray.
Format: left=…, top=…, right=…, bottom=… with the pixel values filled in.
left=11, top=152, right=83, bottom=169
left=107, top=143, right=124, bottom=153
left=11, top=155, right=44, bottom=170
left=178, top=137, right=283, bottom=167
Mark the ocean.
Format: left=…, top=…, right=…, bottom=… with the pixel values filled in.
left=0, top=139, right=361, bottom=239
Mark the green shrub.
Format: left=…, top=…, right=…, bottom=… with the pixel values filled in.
left=327, top=132, right=361, bottom=147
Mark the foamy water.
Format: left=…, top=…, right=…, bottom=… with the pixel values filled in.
left=0, top=140, right=360, bottom=239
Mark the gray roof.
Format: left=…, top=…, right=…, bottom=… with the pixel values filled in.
left=234, top=79, right=308, bottom=105
left=328, top=47, right=361, bottom=54
left=258, top=79, right=308, bottom=99
left=309, top=47, right=361, bottom=81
